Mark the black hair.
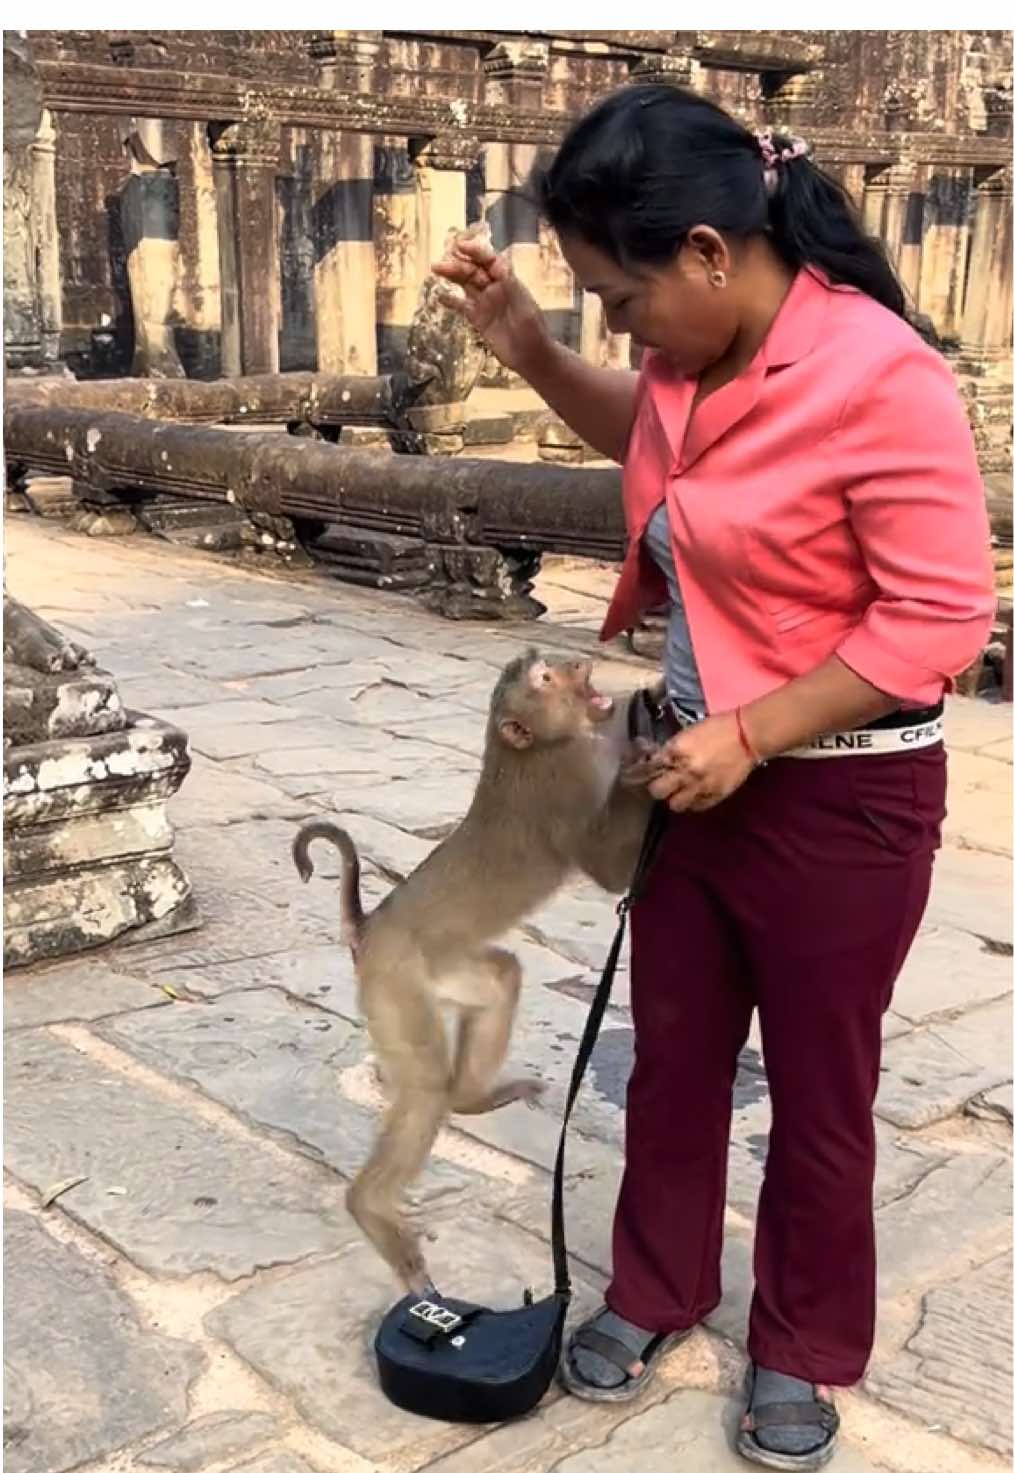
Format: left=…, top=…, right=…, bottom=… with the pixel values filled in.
left=533, top=84, right=908, bottom=321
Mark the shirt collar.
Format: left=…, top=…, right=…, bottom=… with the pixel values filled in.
left=761, top=266, right=837, bottom=369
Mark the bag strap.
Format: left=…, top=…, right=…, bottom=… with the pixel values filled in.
left=550, top=801, right=668, bottom=1298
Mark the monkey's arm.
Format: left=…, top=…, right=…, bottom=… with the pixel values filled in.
left=573, top=779, right=652, bottom=895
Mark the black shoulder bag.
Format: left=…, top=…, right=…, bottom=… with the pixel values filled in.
left=373, top=798, right=667, bottom=1424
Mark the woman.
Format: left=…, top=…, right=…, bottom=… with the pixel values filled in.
left=435, top=85, right=994, bottom=1469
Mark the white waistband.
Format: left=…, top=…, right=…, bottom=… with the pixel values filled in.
left=784, top=716, right=944, bottom=759
left=668, top=702, right=944, bottom=759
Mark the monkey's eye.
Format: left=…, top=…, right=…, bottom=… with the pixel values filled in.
left=541, top=670, right=553, bottom=685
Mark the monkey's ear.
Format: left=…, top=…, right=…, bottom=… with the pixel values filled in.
left=498, top=718, right=534, bottom=750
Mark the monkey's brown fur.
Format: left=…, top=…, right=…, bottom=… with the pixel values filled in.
left=292, top=649, right=652, bottom=1292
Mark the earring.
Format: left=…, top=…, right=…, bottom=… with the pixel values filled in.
left=710, top=269, right=727, bottom=288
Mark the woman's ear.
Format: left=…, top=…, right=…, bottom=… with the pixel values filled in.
left=685, top=224, right=731, bottom=277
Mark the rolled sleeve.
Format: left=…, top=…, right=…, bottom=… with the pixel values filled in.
left=832, top=345, right=995, bottom=703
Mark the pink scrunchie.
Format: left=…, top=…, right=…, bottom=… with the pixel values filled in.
left=755, top=129, right=809, bottom=194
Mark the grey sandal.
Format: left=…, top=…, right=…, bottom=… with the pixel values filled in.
left=559, top=1306, right=692, bottom=1403
left=737, top=1363, right=840, bottom=1470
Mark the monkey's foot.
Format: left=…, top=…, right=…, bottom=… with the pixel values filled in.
left=451, top=1076, right=546, bottom=1115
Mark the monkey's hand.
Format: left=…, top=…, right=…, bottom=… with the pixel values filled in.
left=618, top=737, right=669, bottom=790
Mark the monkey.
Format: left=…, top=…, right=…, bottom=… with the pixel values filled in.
left=292, top=648, right=656, bottom=1293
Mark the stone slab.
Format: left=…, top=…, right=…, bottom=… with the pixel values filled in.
left=229, top=1456, right=317, bottom=1473
left=4, top=1030, right=354, bottom=1279
left=334, top=771, right=479, bottom=839
left=550, top=1390, right=886, bottom=1472
left=207, top=1225, right=602, bottom=1466
left=3, top=1211, right=202, bottom=1473
left=867, top=1253, right=1012, bottom=1455
left=250, top=725, right=475, bottom=787
left=941, top=694, right=1012, bottom=753
left=876, top=998, right=1013, bottom=1128
left=875, top=1151, right=1011, bottom=1301
left=891, top=925, right=1012, bottom=1022
left=101, top=986, right=475, bottom=1203
left=138, top=1410, right=279, bottom=1469
left=284, top=680, right=478, bottom=730
left=116, top=670, right=244, bottom=713
left=150, top=698, right=304, bottom=734
left=169, top=755, right=307, bottom=829
left=3, top=958, right=169, bottom=1030
left=524, top=883, right=623, bottom=970
left=925, top=843, right=1013, bottom=945
left=942, top=750, right=1014, bottom=857
left=966, top=1080, right=1014, bottom=1124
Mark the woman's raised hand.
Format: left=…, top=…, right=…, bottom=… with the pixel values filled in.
left=433, top=225, right=551, bottom=376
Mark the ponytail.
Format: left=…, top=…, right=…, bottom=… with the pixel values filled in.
left=766, top=138, right=907, bottom=319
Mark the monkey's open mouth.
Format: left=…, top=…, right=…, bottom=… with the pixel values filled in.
left=586, top=687, right=614, bottom=720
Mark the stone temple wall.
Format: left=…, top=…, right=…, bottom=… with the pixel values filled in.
left=4, top=29, right=1012, bottom=473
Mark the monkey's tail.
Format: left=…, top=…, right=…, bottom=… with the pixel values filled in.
left=291, top=820, right=365, bottom=954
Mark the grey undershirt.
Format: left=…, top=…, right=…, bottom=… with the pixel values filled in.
left=642, top=501, right=706, bottom=716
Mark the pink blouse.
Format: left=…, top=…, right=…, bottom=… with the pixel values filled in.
left=599, top=269, right=995, bottom=711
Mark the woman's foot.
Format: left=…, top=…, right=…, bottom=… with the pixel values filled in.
left=738, top=1364, right=840, bottom=1469
left=560, top=1305, right=692, bottom=1403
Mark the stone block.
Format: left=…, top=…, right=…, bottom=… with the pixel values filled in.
left=926, top=844, right=1013, bottom=945
left=101, top=986, right=475, bottom=1202
left=137, top=1410, right=279, bottom=1469
left=549, top=1389, right=886, bottom=1472
left=168, top=754, right=305, bottom=829
left=2, top=663, right=125, bottom=748
left=22, top=473, right=78, bottom=518
left=3, top=958, right=169, bottom=1030
left=891, top=925, right=1012, bottom=1023
left=867, top=1253, right=1012, bottom=1454
left=229, top=1457, right=317, bottom=1473
left=463, top=412, right=513, bottom=446
left=333, top=770, right=479, bottom=839
left=875, top=1152, right=1010, bottom=1301
left=206, top=1224, right=602, bottom=1465
left=3, top=1211, right=202, bottom=1473
left=4, top=1030, right=355, bottom=1278
left=942, top=750, right=1014, bottom=857
left=876, top=998, right=1012, bottom=1128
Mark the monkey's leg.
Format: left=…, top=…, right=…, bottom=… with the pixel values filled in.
left=347, top=985, right=451, bottom=1293
left=448, top=948, right=545, bottom=1115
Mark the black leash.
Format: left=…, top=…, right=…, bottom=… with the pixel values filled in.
left=550, top=800, right=668, bottom=1298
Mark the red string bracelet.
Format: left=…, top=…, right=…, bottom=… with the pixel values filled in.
left=734, top=706, right=761, bottom=767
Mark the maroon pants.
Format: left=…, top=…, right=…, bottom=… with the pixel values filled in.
left=606, top=746, right=946, bottom=1386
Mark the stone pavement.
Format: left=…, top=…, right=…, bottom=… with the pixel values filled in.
left=4, top=516, right=1012, bottom=1473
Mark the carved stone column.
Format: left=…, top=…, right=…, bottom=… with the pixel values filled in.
left=374, top=141, right=420, bottom=373
left=864, top=158, right=920, bottom=296
left=960, top=166, right=1013, bottom=375
left=917, top=167, right=974, bottom=344
left=762, top=71, right=819, bottom=133
left=482, top=40, right=548, bottom=303
left=310, top=31, right=380, bottom=374
left=628, top=40, right=698, bottom=90
left=30, top=109, right=61, bottom=366
left=579, top=290, right=631, bottom=371
left=411, top=134, right=481, bottom=277
left=119, top=125, right=185, bottom=378
left=3, top=34, right=44, bottom=369
left=210, top=118, right=281, bottom=376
